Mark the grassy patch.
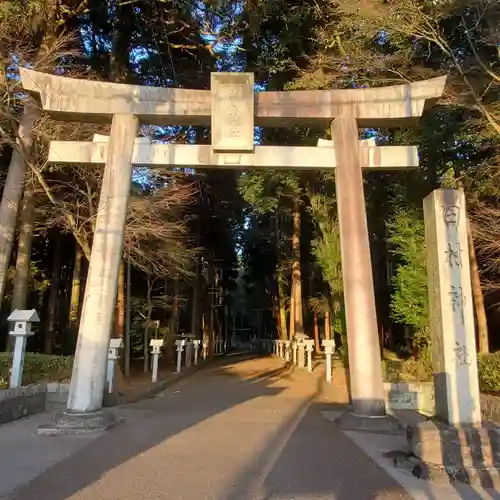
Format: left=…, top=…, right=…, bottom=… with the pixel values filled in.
left=0, top=352, right=73, bottom=389
left=477, top=352, right=500, bottom=394
left=383, top=350, right=500, bottom=394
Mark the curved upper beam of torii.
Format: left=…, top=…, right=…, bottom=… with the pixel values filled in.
left=20, top=68, right=446, bottom=128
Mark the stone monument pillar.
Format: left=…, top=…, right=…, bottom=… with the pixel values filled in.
left=407, top=189, right=500, bottom=485
left=424, top=188, right=480, bottom=425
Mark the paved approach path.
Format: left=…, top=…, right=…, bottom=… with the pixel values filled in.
left=6, top=354, right=411, bottom=500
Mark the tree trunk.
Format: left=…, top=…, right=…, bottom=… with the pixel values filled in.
left=144, top=276, right=153, bottom=373
left=292, top=197, right=304, bottom=337
left=224, top=301, right=229, bottom=344
left=114, top=260, right=125, bottom=338
left=7, top=183, right=35, bottom=351
left=11, top=182, right=35, bottom=311
left=0, top=0, right=61, bottom=306
left=45, top=233, right=62, bottom=353
left=69, top=244, right=83, bottom=331
left=208, top=253, right=215, bottom=355
left=274, top=212, right=287, bottom=340
left=273, top=287, right=281, bottom=338
left=124, top=257, right=131, bottom=377
left=324, top=310, right=332, bottom=340
left=289, top=285, right=295, bottom=340
left=467, top=219, right=489, bottom=353
left=202, top=311, right=209, bottom=347
left=190, top=252, right=201, bottom=337
left=108, top=259, right=128, bottom=397
left=278, top=272, right=288, bottom=340
left=313, top=311, right=321, bottom=353
left=0, top=107, right=37, bottom=305
left=169, top=274, right=180, bottom=337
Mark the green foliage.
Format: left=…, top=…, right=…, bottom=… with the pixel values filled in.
left=309, top=194, right=343, bottom=295
left=6, top=261, right=50, bottom=302
left=129, top=316, right=170, bottom=359
left=382, top=353, right=433, bottom=383
left=387, top=208, right=429, bottom=332
left=0, top=352, right=73, bottom=388
left=478, top=353, right=500, bottom=394
left=238, top=170, right=301, bottom=214
left=383, top=351, right=500, bottom=394
left=308, top=192, right=345, bottom=333
left=307, top=190, right=348, bottom=364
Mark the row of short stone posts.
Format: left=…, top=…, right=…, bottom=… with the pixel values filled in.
left=174, top=336, right=228, bottom=375
left=175, top=339, right=206, bottom=374
left=9, top=312, right=231, bottom=393
left=213, top=338, right=228, bottom=355
left=104, top=336, right=216, bottom=387
left=261, top=336, right=337, bottom=384
left=264, top=337, right=316, bottom=372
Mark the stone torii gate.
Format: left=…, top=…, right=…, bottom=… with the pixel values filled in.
left=21, top=69, right=445, bottom=433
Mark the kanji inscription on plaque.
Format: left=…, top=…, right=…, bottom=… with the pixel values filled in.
left=211, top=73, right=254, bottom=153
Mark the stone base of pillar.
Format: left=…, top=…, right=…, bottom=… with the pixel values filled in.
left=405, top=419, right=500, bottom=487
left=36, top=409, right=120, bottom=436
left=335, top=411, right=405, bottom=435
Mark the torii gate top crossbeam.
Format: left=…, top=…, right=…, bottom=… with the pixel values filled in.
left=20, top=68, right=446, bottom=129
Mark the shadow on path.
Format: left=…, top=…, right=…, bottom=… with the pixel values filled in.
left=5, top=353, right=288, bottom=500
left=6, top=353, right=487, bottom=500
left=226, top=397, right=412, bottom=500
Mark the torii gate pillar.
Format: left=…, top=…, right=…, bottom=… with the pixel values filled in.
left=332, top=117, right=385, bottom=418
left=38, top=115, right=139, bottom=434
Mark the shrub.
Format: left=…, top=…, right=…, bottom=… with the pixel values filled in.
left=387, top=208, right=429, bottom=332
left=478, top=352, right=500, bottom=394
left=398, top=356, right=433, bottom=382
left=0, top=352, right=73, bottom=388
left=382, top=356, right=433, bottom=383
left=382, top=351, right=500, bottom=394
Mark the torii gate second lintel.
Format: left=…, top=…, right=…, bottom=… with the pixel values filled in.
left=22, top=70, right=446, bottom=433
left=48, top=140, right=419, bottom=170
